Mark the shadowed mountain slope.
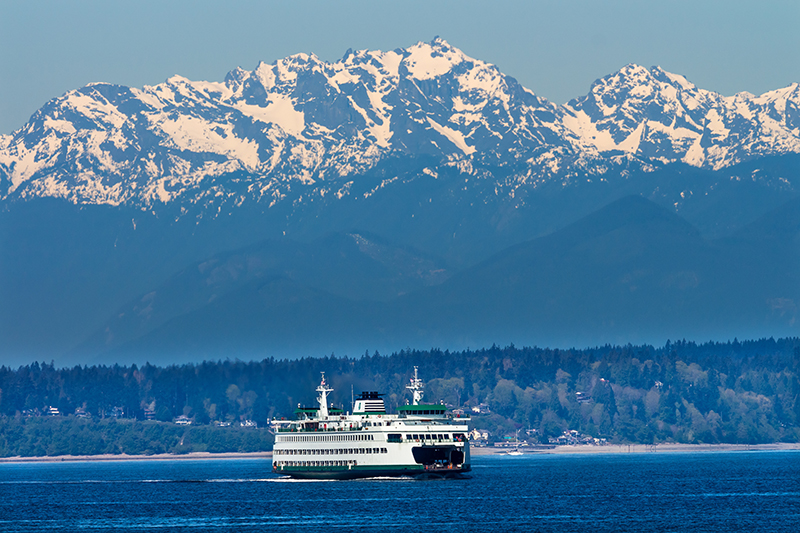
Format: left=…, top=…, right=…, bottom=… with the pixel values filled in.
left=90, top=196, right=799, bottom=364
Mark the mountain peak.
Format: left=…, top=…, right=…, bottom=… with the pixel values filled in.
left=402, top=38, right=469, bottom=80
left=650, top=66, right=698, bottom=92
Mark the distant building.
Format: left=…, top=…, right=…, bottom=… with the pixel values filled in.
left=240, top=419, right=257, bottom=428
left=111, top=406, right=125, bottom=419
left=143, top=408, right=155, bottom=420
left=174, top=415, right=192, bottom=426
left=469, top=429, right=490, bottom=442
left=470, top=403, right=491, bottom=414
left=74, top=408, right=90, bottom=419
left=548, top=429, right=606, bottom=446
left=46, top=406, right=60, bottom=416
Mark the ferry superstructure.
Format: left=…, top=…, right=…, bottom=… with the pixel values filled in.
left=270, top=368, right=471, bottom=479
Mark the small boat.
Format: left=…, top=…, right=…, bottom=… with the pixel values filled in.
left=505, top=429, right=523, bottom=455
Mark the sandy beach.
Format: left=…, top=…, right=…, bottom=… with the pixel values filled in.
left=2, top=443, right=798, bottom=463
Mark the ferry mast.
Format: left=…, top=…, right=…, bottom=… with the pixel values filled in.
left=316, top=372, right=333, bottom=418
left=406, top=366, right=424, bottom=405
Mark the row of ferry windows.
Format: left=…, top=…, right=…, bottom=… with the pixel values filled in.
left=274, top=448, right=388, bottom=456
left=275, top=460, right=356, bottom=467
left=406, top=434, right=452, bottom=441
left=281, top=434, right=375, bottom=443
left=279, top=433, right=457, bottom=443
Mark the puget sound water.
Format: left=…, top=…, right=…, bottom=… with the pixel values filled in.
left=1, top=451, right=798, bottom=532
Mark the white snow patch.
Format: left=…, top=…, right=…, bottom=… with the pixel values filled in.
left=253, top=62, right=277, bottom=91
left=426, top=117, right=475, bottom=154
left=404, top=41, right=465, bottom=80
left=151, top=115, right=261, bottom=169
left=66, top=92, right=127, bottom=128
left=562, top=109, right=619, bottom=152
left=457, top=64, right=506, bottom=101
left=235, top=94, right=305, bottom=136
left=683, top=136, right=705, bottom=166
left=617, top=121, right=645, bottom=153
left=661, top=70, right=696, bottom=91
left=377, top=51, right=403, bottom=79
left=43, top=118, right=77, bottom=134
left=704, top=109, right=729, bottom=140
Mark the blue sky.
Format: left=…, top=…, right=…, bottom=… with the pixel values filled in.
left=1, top=0, right=799, bottom=134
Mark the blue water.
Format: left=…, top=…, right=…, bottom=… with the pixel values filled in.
left=1, top=452, right=798, bottom=532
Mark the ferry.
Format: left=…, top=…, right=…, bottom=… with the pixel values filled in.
left=270, top=368, right=471, bottom=479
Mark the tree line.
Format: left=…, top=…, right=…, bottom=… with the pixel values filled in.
left=0, top=337, right=799, bottom=456
left=0, top=417, right=272, bottom=457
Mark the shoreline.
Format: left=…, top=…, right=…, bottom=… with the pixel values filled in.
left=2, top=443, right=799, bottom=463
left=471, top=442, right=800, bottom=456
left=0, top=451, right=273, bottom=464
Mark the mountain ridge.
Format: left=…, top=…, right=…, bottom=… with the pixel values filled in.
left=73, top=195, right=799, bottom=365
left=2, top=38, right=799, bottom=215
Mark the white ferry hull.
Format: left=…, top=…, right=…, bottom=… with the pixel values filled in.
left=273, top=461, right=471, bottom=480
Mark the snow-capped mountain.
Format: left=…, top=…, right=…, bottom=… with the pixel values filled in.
left=1, top=38, right=799, bottom=210
left=563, top=64, right=800, bottom=169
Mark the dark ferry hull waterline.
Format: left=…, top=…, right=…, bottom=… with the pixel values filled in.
left=274, top=463, right=471, bottom=480
left=270, top=368, right=471, bottom=479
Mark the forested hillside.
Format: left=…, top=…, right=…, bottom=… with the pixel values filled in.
left=1, top=338, right=798, bottom=456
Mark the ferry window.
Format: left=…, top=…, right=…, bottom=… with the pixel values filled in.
left=406, top=434, right=412, bottom=439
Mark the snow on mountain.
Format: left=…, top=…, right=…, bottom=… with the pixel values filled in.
left=1, top=39, right=799, bottom=210
left=563, top=64, right=800, bottom=169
